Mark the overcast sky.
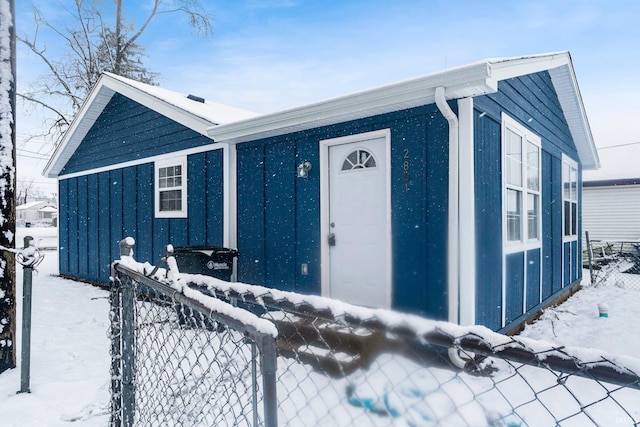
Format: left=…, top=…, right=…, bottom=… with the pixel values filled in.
left=14, top=0, right=640, bottom=194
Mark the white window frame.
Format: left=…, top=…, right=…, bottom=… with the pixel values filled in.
left=502, top=114, right=542, bottom=254
left=562, top=155, right=579, bottom=243
left=155, top=156, right=188, bottom=218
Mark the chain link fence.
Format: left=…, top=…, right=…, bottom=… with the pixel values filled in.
left=584, top=232, right=640, bottom=289
left=110, top=240, right=640, bottom=426
left=109, top=248, right=278, bottom=426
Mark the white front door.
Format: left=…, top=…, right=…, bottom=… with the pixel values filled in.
left=323, top=132, right=390, bottom=308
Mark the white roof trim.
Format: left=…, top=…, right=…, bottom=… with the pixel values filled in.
left=207, top=51, right=598, bottom=170
left=44, top=73, right=256, bottom=178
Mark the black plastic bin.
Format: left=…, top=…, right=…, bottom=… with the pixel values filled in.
left=173, top=246, right=239, bottom=282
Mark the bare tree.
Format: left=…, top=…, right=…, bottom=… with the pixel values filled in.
left=18, top=0, right=213, bottom=144
left=0, top=0, right=17, bottom=375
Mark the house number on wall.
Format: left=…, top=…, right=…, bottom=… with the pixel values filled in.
left=403, top=148, right=410, bottom=192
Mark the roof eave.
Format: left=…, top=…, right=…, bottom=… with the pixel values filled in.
left=44, top=73, right=217, bottom=179
left=207, top=62, right=497, bottom=143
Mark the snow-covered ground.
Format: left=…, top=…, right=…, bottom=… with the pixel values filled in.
left=0, top=227, right=110, bottom=426
left=1, top=227, right=640, bottom=426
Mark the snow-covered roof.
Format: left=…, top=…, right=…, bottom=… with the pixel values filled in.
left=38, top=206, right=58, bottom=213
left=44, top=73, right=257, bottom=178
left=17, top=201, right=54, bottom=211
left=206, top=51, right=599, bottom=170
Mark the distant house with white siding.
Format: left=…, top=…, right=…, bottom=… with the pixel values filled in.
left=16, top=201, right=58, bottom=227
left=583, top=145, right=640, bottom=242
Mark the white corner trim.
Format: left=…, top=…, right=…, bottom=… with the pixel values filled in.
left=458, top=97, right=476, bottom=326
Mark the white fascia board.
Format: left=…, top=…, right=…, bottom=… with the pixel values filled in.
left=549, top=65, right=600, bottom=171
left=489, top=51, right=599, bottom=171
left=43, top=77, right=115, bottom=178
left=488, top=51, right=572, bottom=81
left=207, top=62, right=496, bottom=144
left=43, top=73, right=217, bottom=179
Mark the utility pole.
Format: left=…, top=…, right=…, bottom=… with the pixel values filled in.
left=0, top=0, right=17, bottom=374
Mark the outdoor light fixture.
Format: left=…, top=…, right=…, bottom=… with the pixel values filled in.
left=297, top=161, right=312, bottom=178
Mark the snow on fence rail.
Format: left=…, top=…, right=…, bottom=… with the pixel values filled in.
left=110, top=239, right=640, bottom=426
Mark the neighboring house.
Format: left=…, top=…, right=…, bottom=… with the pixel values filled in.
left=583, top=145, right=640, bottom=243
left=16, top=201, right=57, bottom=226
left=44, top=51, right=599, bottom=333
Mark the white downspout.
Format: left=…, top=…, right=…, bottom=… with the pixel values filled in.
left=435, top=86, right=459, bottom=325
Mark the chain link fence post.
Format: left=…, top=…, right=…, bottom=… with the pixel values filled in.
left=119, top=239, right=136, bottom=427
left=109, top=269, right=123, bottom=427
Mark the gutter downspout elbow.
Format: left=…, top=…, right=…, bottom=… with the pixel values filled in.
left=435, top=86, right=460, bottom=325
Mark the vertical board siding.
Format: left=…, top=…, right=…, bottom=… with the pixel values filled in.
left=58, top=69, right=581, bottom=332
left=421, top=108, right=449, bottom=319
left=526, top=248, right=541, bottom=311
left=87, top=174, right=99, bottom=280
left=505, top=252, right=525, bottom=324
left=475, top=70, right=581, bottom=332
left=136, top=164, right=154, bottom=264
left=98, top=172, right=111, bottom=281
left=391, top=114, right=430, bottom=315
left=205, top=150, right=224, bottom=245
left=237, top=145, right=266, bottom=285
left=236, top=105, right=446, bottom=318
left=77, top=176, right=88, bottom=276
left=474, top=111, right=503, bottom=330
left=294, top=136, right=321, bottom=295
left=67, top=179, right=79, bottom=275
left=58, top=180, right=69, bottom=275
left=188, top=153, right=207, bottom=246
left=61, top=93, right=211, bottom=175
left=60, top=148, right=226, bottom=283
left=264, top=142, right=297, bottom=291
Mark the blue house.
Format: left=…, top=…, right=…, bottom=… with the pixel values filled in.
left=45, top=51, right=599, bottom=333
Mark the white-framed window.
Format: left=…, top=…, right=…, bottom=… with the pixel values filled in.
left=155, top=156, right=187, bottom=218
left=562, top=156, right=578, bottom=241
left=502, top=114, right=541, bottom=252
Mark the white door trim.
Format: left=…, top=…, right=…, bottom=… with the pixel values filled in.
left=319, top=128, right=392, bottom=308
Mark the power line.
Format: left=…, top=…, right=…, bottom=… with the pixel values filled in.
left=599, top=141, right=640, bottom=150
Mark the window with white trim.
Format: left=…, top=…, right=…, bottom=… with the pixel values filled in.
left=562, top=157, right=578, bottom=240
left=155, top=157, right=187, bottom=218
left=503, top=115, right=541, bottom=249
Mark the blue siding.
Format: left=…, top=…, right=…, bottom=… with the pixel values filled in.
left=475, top=70, right=581, bottom=332
left=87, top=174, right=99, bottom=280
left=474, top=110, right=503, bottom=330
left=58, top=180, right=69, bottom=275
left=236, top=105, right=448, bottom=318
left=98, top=172, right=111, bottom=281
left=205, top=150, right=224, bottom=244
left=505, top=252, right=524, bottom=324
left=68, top=179, right=79, bottom=275
left=60, top=148, right=226, bottom=283
left=60, top=93, right=211, bottom=175
left=526, top=249, right=541, bottom=311
left=237, top=145, right=266, bottom=286
left=57, top=68, right=583, bottom=332
left=294, top=136, right=321, bottom=294
left=265, top=143, right=297, bottom=291
left=563, top=242, right=572, bottom=287
left=136, top=164, right=154, bottom=263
